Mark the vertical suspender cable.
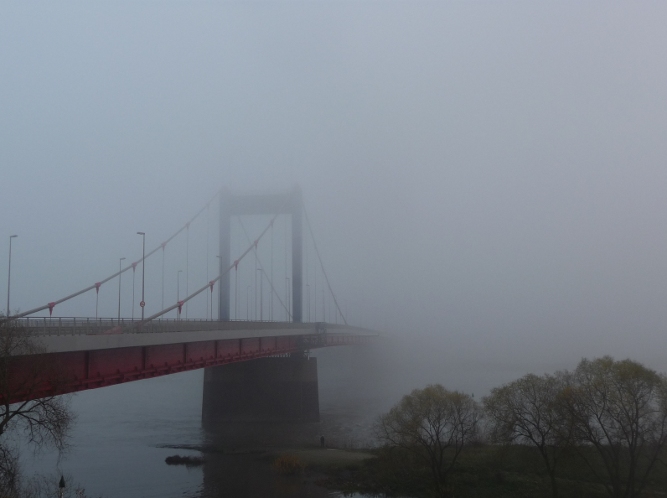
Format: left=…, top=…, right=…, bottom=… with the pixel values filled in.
left=306, top=241, right=311, bottom=322
left=238, top=216, right=292, bottom=322
left=14, top=191, right=219, bottom=321
left=284, top=215, right=289, bottom=321
left=270, top=220, right=274, bottom=321
left=206, top=203, right=210, bottom=320
left=313, top=234, right=317, bottom=321
left=132, top=266, right=136, bottom=319
left=140, top=210, right=281, bottom=325
left=254, top=244, right=258, bottom=320
left=161, top=246, right=165, bottom=311
left=185, top=224, right=189, bottom=320
left=302, top=204, right=347, bottom=325
left=234, top=217, right=238, bottom=320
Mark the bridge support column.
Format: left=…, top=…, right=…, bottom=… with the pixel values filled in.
left=218, top=187, right=303, bottom=322
left=202, top=356, right=319, bottom=423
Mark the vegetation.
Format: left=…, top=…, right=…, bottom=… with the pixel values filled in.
left=2, top=317, right=666, bottom=498
left=374, top=385, right=482, bottom=498
left=272, top=454, right=306, bottom=475
left=320, top=356, right=667, bottom=498
left=0, top=316, right=74, bottom=497
left=483, top=371, right=571, bottom=497
left=562, top=357, right=667, bottom=498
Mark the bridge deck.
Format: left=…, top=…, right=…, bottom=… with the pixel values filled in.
left=6, top=320, right=375, bottom=404
left=28, top=320, right=370, bottom=353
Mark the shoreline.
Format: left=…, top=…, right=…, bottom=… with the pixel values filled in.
left=159, top=442, right=377, bottom=497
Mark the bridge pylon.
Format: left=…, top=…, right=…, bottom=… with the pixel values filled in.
left=202, top=355, right=319, bottom=425
left=218, top=187, right=303, bottom=322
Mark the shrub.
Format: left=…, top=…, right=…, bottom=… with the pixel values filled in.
left=272, top=454, right=305, bottom=475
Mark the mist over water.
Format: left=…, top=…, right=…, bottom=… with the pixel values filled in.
left=3, top=1, right=667, bottom=496
left=22, top=369, right=204, bottom=498
left=18, top=331, right=607, bottom=497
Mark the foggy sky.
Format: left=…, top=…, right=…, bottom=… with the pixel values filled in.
left=2, top=1, right=667, bottom=390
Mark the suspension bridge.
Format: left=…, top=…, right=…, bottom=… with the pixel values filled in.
left=3, top=188, right=375, bottom=422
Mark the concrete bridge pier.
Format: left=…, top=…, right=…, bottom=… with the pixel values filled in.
left=201, top=355, right=319, bottom=424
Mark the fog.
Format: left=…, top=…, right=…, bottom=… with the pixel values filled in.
left=2, top=1, right=667, bottom=400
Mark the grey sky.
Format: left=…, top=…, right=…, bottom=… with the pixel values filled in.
left=2, top=1, right=667, bottom=385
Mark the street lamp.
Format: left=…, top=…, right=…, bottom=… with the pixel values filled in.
left=6, top=235, right=17, bottom=317
left=285, top=277, right=291, bottom=322
left=216, top=255, right=221, bottom=321
left=58, top=475, right=65, bottom=498
left=306, top=283, right=310, bottom=322
left=246, top=284, right=252, bottom=320
left=177, top=270, right=183, bottom=320
left=257, top=268, right=263, bottom=321
left=137, top=232, right=146, bottom=321
left=118, top=257, right=126, bottom=322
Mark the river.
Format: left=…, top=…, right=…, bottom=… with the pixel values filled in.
left=20, top=335, right=545, bottom=497
left=20, top=345, right=386, bottom=497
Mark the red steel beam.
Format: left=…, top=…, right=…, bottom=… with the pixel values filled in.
left=5, top=333, right=372, bottom=404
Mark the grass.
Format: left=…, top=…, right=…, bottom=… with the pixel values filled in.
left=272, top=454, right=306, bottom=475
left=312, top=444, right=667, bottom=498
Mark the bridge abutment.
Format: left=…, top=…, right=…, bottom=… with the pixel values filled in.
left=201, top=355, right=319, bottom=424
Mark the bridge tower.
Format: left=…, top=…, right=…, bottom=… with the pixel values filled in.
left=205, top=187, right=317, bottom=424
left=218, top=187, right=303, bottom=322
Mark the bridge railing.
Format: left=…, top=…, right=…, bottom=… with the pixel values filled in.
left=9, top=317, right=315, bottom=336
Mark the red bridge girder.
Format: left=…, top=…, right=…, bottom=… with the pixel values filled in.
left=6, top=333, right=371, bottom=404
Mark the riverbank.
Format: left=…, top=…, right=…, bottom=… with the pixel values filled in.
left=306, top=444, right=667, bottom=498
left=160, top=442, right=375, bottom=498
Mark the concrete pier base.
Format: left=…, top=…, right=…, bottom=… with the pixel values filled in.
left=202, top=356, right=319, bottom=423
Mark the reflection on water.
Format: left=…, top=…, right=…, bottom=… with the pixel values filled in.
left=21, top=371, right=205, bottom=498
left=199, top=451, right=332, bottom=498
left=196, top=416, right=376, bottom=497
left=20, top=345, right=387, bottom=497
left=17, top=331, right=564, bottom=497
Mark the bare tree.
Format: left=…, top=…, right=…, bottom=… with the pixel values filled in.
left=562, top=356, right=667, bottom=498
left=375, top=384, right=481, bottom=498
left=0, top=316, right=73, bottom=496
left=0, top=443, right=21, bottom=497
left=483, top=372, right=571, bottom=498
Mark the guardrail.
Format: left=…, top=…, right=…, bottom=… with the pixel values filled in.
left=7, top=317, right=317, bottom=336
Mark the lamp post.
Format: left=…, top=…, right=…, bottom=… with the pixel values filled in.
left=161, top=245, right=165, bottom=311
left=117, top=257, right=126, bottom=322
left=185, top=224, right=189, bottom=320
left=216, top=255, right=221, bottom=321
left=257, top=268, right=263, bottom=321
left=306, top=283, right=310, bottom=322
left=132, top=263, right=136, bottom=319
left=177, top=270, right=183, bottom=320
left=137, top=232, right=145, bottom=321
left=58, top=475, right=65, bottom=498
left=6, top=235, right=17, bottom=317
left=246, top=284, right=252, bottom=320
left=285, top=277, right=291, bottom=322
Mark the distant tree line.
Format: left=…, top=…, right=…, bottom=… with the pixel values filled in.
left=374, top=356, right=667, bottom=498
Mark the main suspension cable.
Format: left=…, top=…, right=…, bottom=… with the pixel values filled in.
left=12, top=191, right=220, bottom=319
left=140, top=211, right=281, bottom=324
